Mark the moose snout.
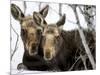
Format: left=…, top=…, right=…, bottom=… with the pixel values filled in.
left=32, top=44, right=38, bottom=53
left=44, top=50, right=53, bottom=61
left=45, top=51, right=51, bottom=58
left=32, top=44, right=38, bottom=50
left=29, top=49, right=37, bottom=56
left=28, top=43, right=38, bottom=56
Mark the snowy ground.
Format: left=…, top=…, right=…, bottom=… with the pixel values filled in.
left=11, top=1, right=94, bottom=74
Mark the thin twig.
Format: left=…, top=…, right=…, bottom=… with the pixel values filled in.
left=79, top=6, right=96, bottom=41
left=80, top=54, right=87, bottom=70
left=11, top=25, right=19, bottom=61
left=59, top=3, right=62, bottom=17
left=69, top=56, right=81, bottom=71
left=78, top=6, right=95, bottom=31
left=23, top=1, right=27, bottom=14
left=39, top=2, right=41, bottom=11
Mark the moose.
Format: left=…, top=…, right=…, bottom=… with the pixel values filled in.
left=34, top=13, right=95, bottom=71
left=11, top=4, right=53, bottom=71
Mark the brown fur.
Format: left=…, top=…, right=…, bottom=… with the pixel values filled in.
left=40, top=14, right=95, bottom=71
left=11, top=4, right=52, bottom=71
left=20, top=16, right=41, bottom=56
left=42, top=25, right=61, bottom=60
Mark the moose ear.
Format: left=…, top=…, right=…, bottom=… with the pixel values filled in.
left=33, top=12, right=47, bottom=27
left=39, top=5, right=49, bottom=18
left=11, top=4, right=24, bottom=21
left=56, top=14, right=66, bottom=27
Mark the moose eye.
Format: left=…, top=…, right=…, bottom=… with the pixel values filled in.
left=21, top=29, right=27, bottom=35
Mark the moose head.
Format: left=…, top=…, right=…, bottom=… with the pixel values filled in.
left=33, top=12, right=66, bottom=60
left=11, top=4, right=49, bottom=56
left=42, top=15, right=66, bottom=61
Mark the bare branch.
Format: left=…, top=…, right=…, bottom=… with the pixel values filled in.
left=23, top=1, right=27, bottom=14
left=11, top=25, right=19, bottom=61
left=59, top=3, right=62, bottom=17
left=79, top=6, right=95, bottom=31
left=39, top=2, right=42, bottom=11
left=69, top=56, right=81, bottom=71
left=69, top=5, right=96, bottom=69
left=80, top=54, right=87, bottom=70
left=79, top=6, right=96, bottom=42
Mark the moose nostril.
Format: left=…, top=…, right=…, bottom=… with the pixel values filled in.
left=29, top=47, right=38, bottom=55
left=45, top=51, right=51, bottom=59
left=31, top=51, right=37, bottom=55
left=29, top=51, right=37, bottom=56
left=32, top=43, right=38, bottom=46
left=31, top=49, right=35, bottom=53
left=32, top=45, right=38, bottom=50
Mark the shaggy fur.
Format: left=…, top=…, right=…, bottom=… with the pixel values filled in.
left=11, top=4, right=51, bottom=71
left=40, top=29, right=95, bottom=71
